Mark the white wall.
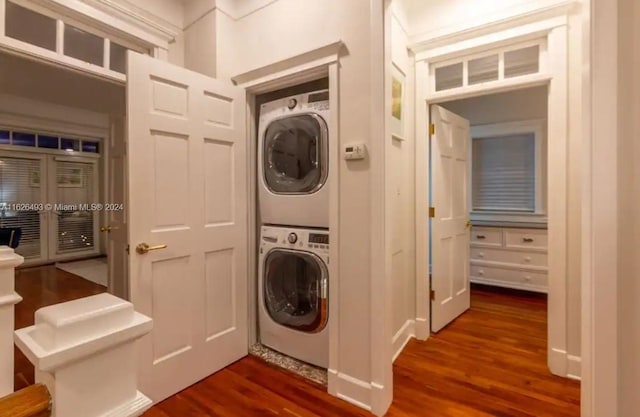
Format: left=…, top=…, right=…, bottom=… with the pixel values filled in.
left=388, top=0, right=416, bottom=360
left=406, top=0, right=562, bottom=40
left=440, top=87, right=547, bottom=125
left=617, top=0, right=640, bottom=413
left=406, top=0, right=584, bottom=373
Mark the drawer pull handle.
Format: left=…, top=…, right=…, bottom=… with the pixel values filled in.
left=522, top=237, right=534, bottom=243
left=478, top=252, right=485, bottom=258
left=476, top=235, right=486, bottom=239
left=524, top=257, right=531, bottom=263
left=478, top=270, right=484, bottom=276
left=524, top=276, right=532, bottom=282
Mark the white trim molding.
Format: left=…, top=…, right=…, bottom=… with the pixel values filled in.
left=231, top=41, right=344, bottom=92
left=392, top=320, right=415, bottom=362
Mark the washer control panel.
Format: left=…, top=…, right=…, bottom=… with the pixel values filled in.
left=261, top=227, right=329, bottom=251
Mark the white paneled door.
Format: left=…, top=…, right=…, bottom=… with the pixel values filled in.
left=430, top=105, right=471, bottom=332
left=127, top=52, right=248, bottom=403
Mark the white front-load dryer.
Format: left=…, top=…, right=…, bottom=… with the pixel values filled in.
left=258, top=90, right=330, bottom=228
left=258, top=225, right=329, bottom=368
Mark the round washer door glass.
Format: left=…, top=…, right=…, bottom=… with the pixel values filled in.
left=263, top=114, right=327, bottom=193
left=264, top=249, right=328, bottom=333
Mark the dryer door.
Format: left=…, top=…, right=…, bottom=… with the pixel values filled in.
left=263, top=114, right=328, bottom=194
left=263, top=249, right=328, bottom=333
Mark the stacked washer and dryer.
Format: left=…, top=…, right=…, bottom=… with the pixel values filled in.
left=257, top=90, right=331, bottom=368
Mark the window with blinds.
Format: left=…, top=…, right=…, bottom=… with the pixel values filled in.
left=55, top=161, right=96, bottom=254
left=472, top=133, right=535, bottom=212
left=0, top=156, right=43, bottom=259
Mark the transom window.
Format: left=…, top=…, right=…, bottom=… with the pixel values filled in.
left=431, top=40, right=545, bottom=93
left=2, top=0, right=151, bottom=77
left=0, top=128, right=100, bottom=154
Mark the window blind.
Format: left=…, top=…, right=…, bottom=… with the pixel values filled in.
left=472, top=134, right=535, bottom=212
left=55, top=161, right=95, bottom=253
left=0, top=157, right=42, bottom=259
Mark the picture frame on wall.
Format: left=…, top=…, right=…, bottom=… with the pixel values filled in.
left=391, top=64, right=405, bottom=138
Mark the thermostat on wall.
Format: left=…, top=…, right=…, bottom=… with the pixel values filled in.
left=343, top=143, right=367, bottom=160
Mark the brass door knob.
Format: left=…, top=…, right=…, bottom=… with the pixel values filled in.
left=100, top=226, right=112, bottom=233
left=466, top=220, right=472, bottom=228
left=136, top=243, right=168, bottom=254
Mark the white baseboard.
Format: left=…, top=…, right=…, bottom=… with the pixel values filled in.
left=549, top=347, right=581, bottom=380
left=567, top=355, right=582, bottom=381
left=327, top=369, right=372, bottom=412
left=392, top=320, right=415, bottom=362
left=414, top=317, right=429, bottom=340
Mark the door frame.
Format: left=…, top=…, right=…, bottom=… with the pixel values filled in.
left=412, top=9, right=572, bottom=377
left=231, top=41, right=344, bottom=401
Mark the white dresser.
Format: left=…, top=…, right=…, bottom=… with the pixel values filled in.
left=469, top=226, right=548, bottom=293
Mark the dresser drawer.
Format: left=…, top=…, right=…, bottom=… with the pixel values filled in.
left=470, top=265, right=548, bottom=291
left=504, top=228, right=548, bottom=251
left=471, top=247, right=547, bottom=268
left=470, top=227, right=502, bottom=247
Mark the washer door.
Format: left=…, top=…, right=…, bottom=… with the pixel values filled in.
left=263, top=249, right=328, bottom=333
left=263, top=114, right=328, bottom=194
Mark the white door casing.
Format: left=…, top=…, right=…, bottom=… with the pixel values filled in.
left=430, top=105, right=471, bottom=332
left=106, top=116, right=128, bottom=299
left=127, top=52, right=248, bottom=403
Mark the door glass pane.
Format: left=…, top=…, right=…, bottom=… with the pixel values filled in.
left=5, top=1, right=56, bottom=51
left=38, top=135, right=59, bottom=149
left=435, top=62, right=463, bottom=91
left=12, top=133, right=36, bottom=147
left=504, top=45, right=540, bottom=78
left=468, top=54, right=499, bottom=85
left=264, top=251, right=327, bottom=332
left=61, top=138, right=80, bottom=152
left=64, top=24, right=104, bottom=66
left=0, top=157, right=42, bottom=260
left=263, top=115, right=325, bottom=193
left=0, top=131, right=9, bottom=145
left=81, top=140, right=100, bottom=153
left=55, top=161, right=95, bottom=253
left=110, top=42, right=127, bottom=73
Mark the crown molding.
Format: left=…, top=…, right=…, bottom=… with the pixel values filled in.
left=409, top=0, right=578, bottom=53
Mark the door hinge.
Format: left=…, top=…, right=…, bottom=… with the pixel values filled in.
left=429, top=207, right=435, bottom=218
left=429, top=123, right=435, bottom=135
left=126, top=244, right=130, bottom=255
left=430, top=289, right=435, bottom=301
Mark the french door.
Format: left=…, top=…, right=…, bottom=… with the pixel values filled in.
left=0, top=150, right=99, bottom=263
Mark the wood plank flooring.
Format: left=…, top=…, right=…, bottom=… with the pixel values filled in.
left=13, top=267, right=580, bottom=416
left=13, top=265, right=106, bottom=390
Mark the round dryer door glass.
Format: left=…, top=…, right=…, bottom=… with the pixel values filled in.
left=264, top=250, right=328, bottom=333
left=263, top=114, right=327, bottom=193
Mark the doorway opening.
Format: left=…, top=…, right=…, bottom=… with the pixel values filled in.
left=419, top=84, right=581, bottom=413
left=0, top=51, right=126, bottom=389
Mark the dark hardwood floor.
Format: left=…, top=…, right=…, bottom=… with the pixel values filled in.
left=13, top=265, right=106, bottom=390
left=13, top=267, right=580, bottom=416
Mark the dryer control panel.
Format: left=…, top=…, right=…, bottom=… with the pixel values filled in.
left=261, top=227, right=329, bottom=252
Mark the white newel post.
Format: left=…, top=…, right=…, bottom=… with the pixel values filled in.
left=0, top=246, right=23, bottom=396
left=14, top=293, right=153, bottom=417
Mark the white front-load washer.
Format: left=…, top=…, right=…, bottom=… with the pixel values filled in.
left=258, top=90, right=330, bottom=229
left=258, top=225, right=329, bottom=368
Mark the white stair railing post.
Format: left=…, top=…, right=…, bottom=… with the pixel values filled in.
left=0, top=245, right=24, bottom=396
left=15, top=293, right=153, bottom=417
